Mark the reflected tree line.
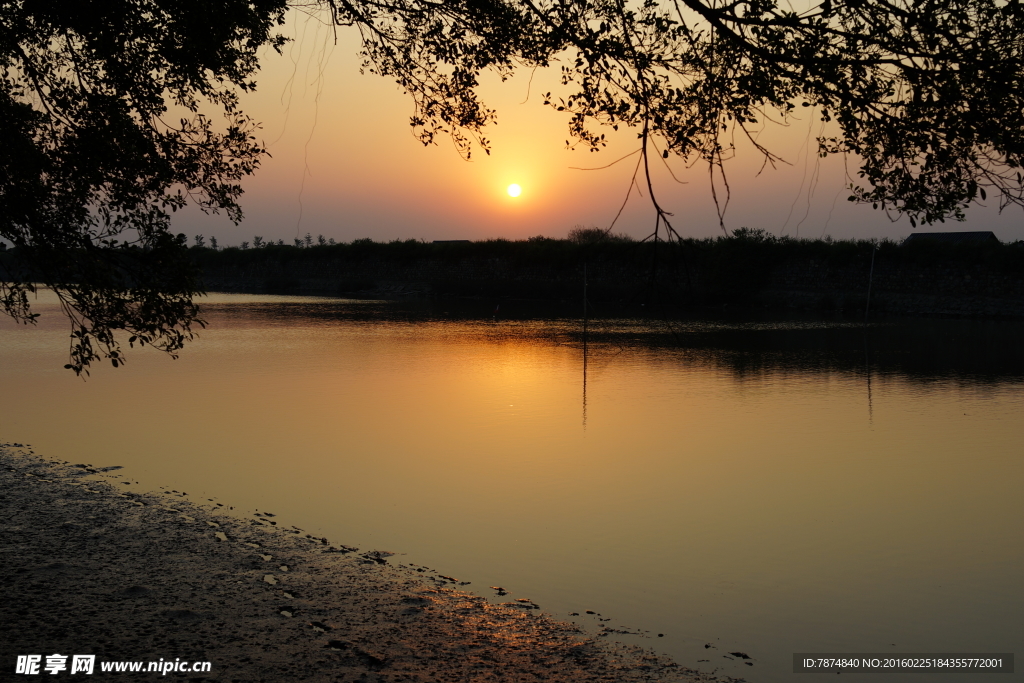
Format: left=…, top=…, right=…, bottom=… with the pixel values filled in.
left=206, top=296, right=1024, bottom=384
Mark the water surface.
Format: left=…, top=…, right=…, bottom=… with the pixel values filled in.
left=2, top=292, right=1020, bottom=682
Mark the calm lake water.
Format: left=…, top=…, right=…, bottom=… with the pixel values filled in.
left=2, top=292, right=1021, bottom=682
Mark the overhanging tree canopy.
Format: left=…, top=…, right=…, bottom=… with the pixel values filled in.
left=338, top=0, right=1024, bottom=234
left=3, top=0, right=1023, bottom=372
left=1, top=0, right=287, bottom=373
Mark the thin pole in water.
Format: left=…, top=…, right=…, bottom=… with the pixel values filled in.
left=582, top=262, right=589, bottom=429
left=583, top=262, right=588, bottom=338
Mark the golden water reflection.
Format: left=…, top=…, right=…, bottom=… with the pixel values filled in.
left=1, top=293, right=1021, bottom=682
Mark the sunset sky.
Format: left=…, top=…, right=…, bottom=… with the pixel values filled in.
left=173, top=9, right=1024, bottom=246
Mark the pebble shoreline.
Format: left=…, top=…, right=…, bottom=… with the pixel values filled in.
left=0, top=446, right=739, bottom=682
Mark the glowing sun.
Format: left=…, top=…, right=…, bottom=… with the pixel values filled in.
left=507, top=183, right=522, bottom=197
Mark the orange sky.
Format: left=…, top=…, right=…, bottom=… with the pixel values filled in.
left=172, top=8, right=1024, bottom=246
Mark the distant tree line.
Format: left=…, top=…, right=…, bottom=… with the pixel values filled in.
left=183, top=229, right=1024, bottom=312
left=186, top=229, right=1024, bottom=272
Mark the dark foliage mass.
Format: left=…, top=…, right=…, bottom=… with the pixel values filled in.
left=341, top=0, right=1024, bottom=234
left=4, top=0, right=1024, bottom=371
left=0, top=0, right=287, bottom=373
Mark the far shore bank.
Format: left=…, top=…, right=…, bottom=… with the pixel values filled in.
left=191, top=236, right=1024, bottom=320
left=0, top=446, right=735, bottom=683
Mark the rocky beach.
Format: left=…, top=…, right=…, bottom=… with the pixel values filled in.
left=0, top=446, right=738, bottom=682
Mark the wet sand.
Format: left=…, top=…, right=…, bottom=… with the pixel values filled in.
left=0, top=447, right=740, bottom=682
